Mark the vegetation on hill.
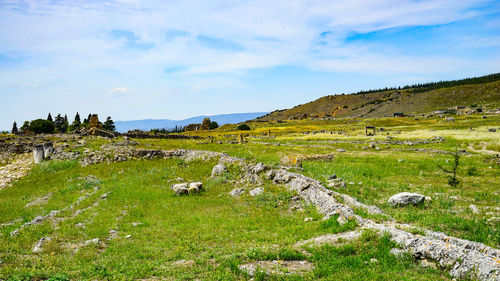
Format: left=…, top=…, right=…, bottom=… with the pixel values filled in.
left=258, top=73, right=500, bottom=121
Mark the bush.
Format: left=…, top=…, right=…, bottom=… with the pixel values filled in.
left=29, top=119, right=54, bottom=134
left=236, top=123, right=250, bottom=130
left=209, top=121, right=219, bottom=130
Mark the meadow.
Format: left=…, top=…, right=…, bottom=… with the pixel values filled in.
left=0, top=113, right=498, bottom=280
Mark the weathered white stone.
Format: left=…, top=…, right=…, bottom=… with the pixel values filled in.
left=249, top=187, right=264, bottom=196
left=188, top=182, right=203, bottom=194
left=32, top=236, right=51, bottom=253
left=388, top=192, right=425, bottom=207
left=229, top=188, right=245, bottom=197
left=211, top=164, right=228, bottom=177
left=469, top=204, right=480, bottom=214
left=171, top=183, right=189, bottom=195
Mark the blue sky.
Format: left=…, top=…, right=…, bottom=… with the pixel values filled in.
left=0, top=0, right=499, bottom=130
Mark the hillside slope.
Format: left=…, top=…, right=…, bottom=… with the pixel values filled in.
left=258, top=74, right=500, bottom=121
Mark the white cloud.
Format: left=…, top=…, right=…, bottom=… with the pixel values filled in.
left=110, top=87, right=128, bottom=93
left=0, top=0, right=497, bottom=129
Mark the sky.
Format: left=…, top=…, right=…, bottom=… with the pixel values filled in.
left=1, top=0, right=499, bottom=130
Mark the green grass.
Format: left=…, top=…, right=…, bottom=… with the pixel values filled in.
left=0, top=114, right=498, bottom=279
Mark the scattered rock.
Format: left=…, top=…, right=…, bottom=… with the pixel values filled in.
left=388, top=192, right=425, bottom=207
left=188, top=182, right=203, bottom=194
left=84, top=238, right=100, bottom=246
left=229, top=188, right=245, bottom=197
left=32, top=236, right=51, bottom=253
left=390, top=248, right=407, bottom=258
left=336, top=148, right=346, bottom=152
left=247, top=162, right=268, bottom=174
left=304, top=217, right=313, bottom=222
left=469, top=204, right=479, bottom=214
left=211, top=164, right=228, bottom=177
left=328, top=174, right=337, bottom=180
left=171, top=260, right=195, bottom=267
left=125, top=235, right=132, bottom=238
left=238, top=260, right=314, bottom=277
left=171, top=183, right=189, bottom=195
left=249, top=187, right=264, bottom=196
left=294, top=231, right=361, bottom=248
left=25, top=192, right=53, bottom=207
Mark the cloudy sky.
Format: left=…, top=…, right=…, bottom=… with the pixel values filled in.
left=1, top=0, right=499, bottom=130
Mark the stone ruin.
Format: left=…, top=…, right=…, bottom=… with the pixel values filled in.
left=33, top=142, right=53, bottom=164
left=185, top=118, right=211, bottom=132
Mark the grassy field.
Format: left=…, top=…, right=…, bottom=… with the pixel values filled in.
left=0, top=114, right=498, bottom=280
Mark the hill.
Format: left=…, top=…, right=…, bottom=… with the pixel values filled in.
left=115, top=112, right=268, bottom=132
left=257, top=73, right=500, bottom=121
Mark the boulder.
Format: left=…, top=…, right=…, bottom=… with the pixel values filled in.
left=171, top=183, right=189, bottom=195
left=249, top=187, right=264, bottom=196
left=387, top=192, right=425, bottom=207
left=188, top=182, right=203, bottom=194
left=211, top=164, right=228, bottom=177
left=229, top=188, right=245, bottom=197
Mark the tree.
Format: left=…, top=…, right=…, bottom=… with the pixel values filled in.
left=73, top=112, right=81, bottom=128
left=47, top=113, right=53, bottom=122
left=12, top=121, right=18, bottom=134
left=20, top=121, right=30, bottom=132
left=29, top=119, right=55, bottom=134
left=237, top=123, right=251, bottom=130
left=103, top=116, right=116, bottom=132
left=209, top=121, right=219, bottom=130
left=54, top=114, right=67, bottom=133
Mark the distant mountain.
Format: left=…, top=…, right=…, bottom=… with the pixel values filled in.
left=257, top=73, right=500, bottom=121
left=115, top=112, right=268, bottom=133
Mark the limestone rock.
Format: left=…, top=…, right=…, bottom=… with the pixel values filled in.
left=249, top=187, right=264, bottom=196
left=469, top=204, right=479, bottom=214
left=32, top=236, right=51, bottom=253
left=211, top=164, right=228, bottom=177
left=171, top=183, right=189, bottom=195
left=229, top=188, right=245, bottom=197
left=188, top=182, right=203, bottom=194
left=388, top=192, right=425, bottom=207
left=238, top=260, right=314, bottom=277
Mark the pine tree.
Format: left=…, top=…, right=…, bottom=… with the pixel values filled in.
left=12, top=121, right=18, bottom=134
left=54, top=114, right=66, bottom=133
left=47, top=113, right=53, bottom=122
left=63, top=114, right=69, bottom=132
left=103, top=116, right=116, bottom=132
left=72, top=112, right=81, bottom=129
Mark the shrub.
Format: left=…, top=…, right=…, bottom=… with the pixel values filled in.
left=29, top=119, right=55, bottom=134
left=237, top=123, right=250, bottom=130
